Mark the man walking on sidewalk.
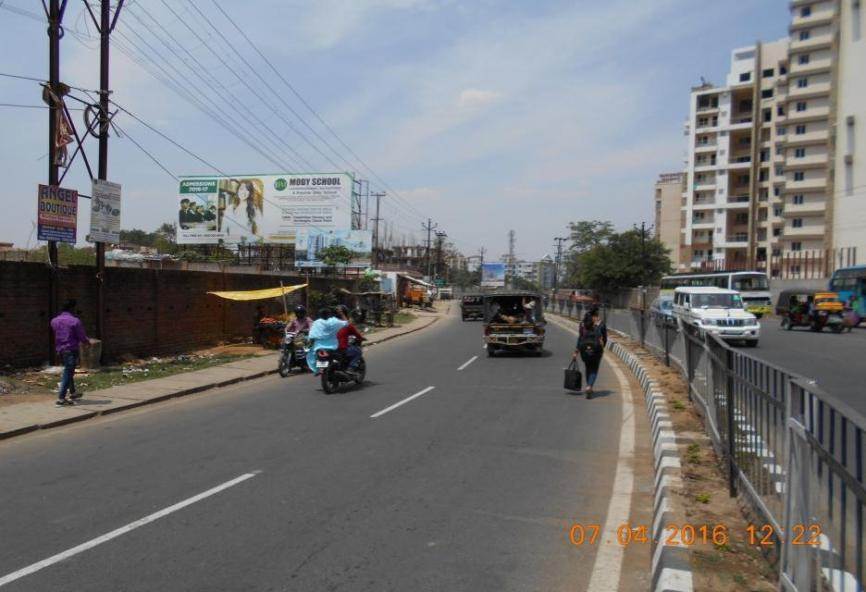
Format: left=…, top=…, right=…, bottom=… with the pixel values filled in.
left=50, top=299, right=90, bottom=407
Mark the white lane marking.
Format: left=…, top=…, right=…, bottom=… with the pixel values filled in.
left=586, top=359, right=636, bottom=592
left=370, top=386, right=435, bottom=419
left=0, top=472, right=259, bottom=588
left=457, top=356, right=478, bottom=371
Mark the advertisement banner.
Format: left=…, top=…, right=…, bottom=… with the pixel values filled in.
left=37, top=184, right=78, bottom=243
left=88, top=179, right=121, bottom=243
left=294, top=229, right=372, bottom=264
left=176, top=173, right=353, bottom=245
left=481, top=262, right=506, bottom=288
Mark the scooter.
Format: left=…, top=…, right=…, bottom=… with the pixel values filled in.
left=278, top=330, right=309, bottom=377
left=315, top=336, right=366, bottom=394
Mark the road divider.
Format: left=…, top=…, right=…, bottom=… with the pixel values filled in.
left=457, top=356, right=478, bottom=371
left=0, top=471, right=260, bottom=588
left=370, top=386, right=435, bottom=419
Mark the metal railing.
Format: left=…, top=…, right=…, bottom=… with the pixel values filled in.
left=546, top=299, right=866, bottom=591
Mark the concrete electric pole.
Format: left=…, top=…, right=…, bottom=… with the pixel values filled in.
left=553, top=236, right=567, bottom=294
left=422, top=218, right=437, bottom=280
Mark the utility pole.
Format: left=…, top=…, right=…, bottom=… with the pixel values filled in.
left=506, top=229, right=516, bottom=287
left=370, top=191, right=385, bottom=266
left=86, top=0, right=124, bottom=362
left=553, top=236, right=567, bottom=294
left=434, top=230, right=447, bottom=280
left=422, top=218, right=437, bottom=279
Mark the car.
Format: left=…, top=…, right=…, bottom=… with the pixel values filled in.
left=650, top=295, right=675, bottom=325
left=672, top=286, right=760, bottom=347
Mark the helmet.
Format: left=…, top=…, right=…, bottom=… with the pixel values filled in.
left=294, top=305, right=307, bottom=318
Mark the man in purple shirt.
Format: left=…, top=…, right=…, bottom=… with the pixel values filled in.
left=50, top=299, right=90, bottom=406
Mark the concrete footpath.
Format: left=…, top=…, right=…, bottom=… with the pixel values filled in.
left=0, top=306, right=448, bottom=441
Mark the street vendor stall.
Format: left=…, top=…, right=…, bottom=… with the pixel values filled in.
left=336, top=288, right=396, bottom=327
left=207, top=283, right=307, bottom=348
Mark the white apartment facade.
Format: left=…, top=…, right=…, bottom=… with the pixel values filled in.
left=680, top=0, right=865, bottom=274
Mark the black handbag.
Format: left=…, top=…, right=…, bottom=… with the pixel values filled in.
left=563, top=359, right=582, bottom=391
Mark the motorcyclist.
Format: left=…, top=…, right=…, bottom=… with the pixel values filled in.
left=306, top=307, right=347, bottom=373
left=335, top=304, right=365, bottom=372
left=287, top=305, right=312, bottom=334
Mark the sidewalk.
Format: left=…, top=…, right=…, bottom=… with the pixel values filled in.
left=0, top=305, right=449, bottom=440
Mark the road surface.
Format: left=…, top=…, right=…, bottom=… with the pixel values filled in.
left=0, top=310, right=652, bottom=591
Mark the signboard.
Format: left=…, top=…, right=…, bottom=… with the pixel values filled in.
left=88, top=179, right=121, bottom=243
left=481, top=262, right=506, bottom=288
left=37, top=184, right=78, bottom=243
left=176, top=173, right=353, bottom=245
left=294, top=229, right=372, bottom=264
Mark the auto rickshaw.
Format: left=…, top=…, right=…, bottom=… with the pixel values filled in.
left=777, top=290, right=846, bottom=333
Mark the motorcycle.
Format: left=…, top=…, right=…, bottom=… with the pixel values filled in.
left=314, top=336, right=366, bottom=394
left=277, top=330, right=309, bottom=377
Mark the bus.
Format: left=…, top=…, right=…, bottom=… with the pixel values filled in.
left=829, top=265, right=866, bottom=317
left=661, top=271, right=772, bottom=317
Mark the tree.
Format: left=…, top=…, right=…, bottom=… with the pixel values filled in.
left=319, top=245, right=353, bottom=267
left=563, top=220, right=615, bottom=286
left=578, top=229, right=671, bottom=295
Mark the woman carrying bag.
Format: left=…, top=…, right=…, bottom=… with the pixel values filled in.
left=572, top=308, right=607, bottom=398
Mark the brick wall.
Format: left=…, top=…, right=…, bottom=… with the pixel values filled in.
left=0, top=261, right=352, bottom=367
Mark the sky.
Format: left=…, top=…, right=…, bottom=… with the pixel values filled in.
left=0, top=0, right=790, bottom=261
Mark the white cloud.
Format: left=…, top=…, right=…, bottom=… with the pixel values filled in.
left=457, top=89, right=501, bottom=109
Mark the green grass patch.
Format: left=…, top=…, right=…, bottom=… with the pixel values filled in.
left=686, top=443, right=702, bottom=464
left=695, top=492, right=711, bottom=504
left=671, top=399, right=686, bottom=411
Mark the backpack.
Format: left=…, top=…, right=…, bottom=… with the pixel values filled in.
left=578, top=325, right=601, bottom=355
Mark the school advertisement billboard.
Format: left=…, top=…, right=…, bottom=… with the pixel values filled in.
left=481, top=262, right=506, bottom=288
left=176, top=173, right=353, bottom=245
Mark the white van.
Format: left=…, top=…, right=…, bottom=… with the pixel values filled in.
left=672, top=286, right=760, bottom=347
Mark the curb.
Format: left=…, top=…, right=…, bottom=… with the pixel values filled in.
left=0, top=314, right=442, bottom=441
left=608, top=340, right=694, bottom=592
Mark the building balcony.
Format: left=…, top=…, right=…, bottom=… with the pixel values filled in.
left=691, top=220, right=715, bottom=229
left=789, top=34, right=833, bottom=53
left=727, top=119, right=754, bottom=131
left=785, top=130, right=830, bottom=146
left=789, top=59, right=833, bottom=77
left=694, top=163, right=718, bottom=172
left=725, top=234, right=750, bottom=247
left=783, top=225, right=825, bottom=238
left=727, top=160, right=752, bottom=170
left=787, top=82, right=832, bottom=100
left=727, top=195, right=751, bottom=206
left=784, top=178, right=827, bottom=192
left=790, top=10, right=835, bottom=31
left=696, top=105, right=720, bottom=114
left=783, top=201, right=827, bottom=216
left=694, top=143, right=717, bottom=153
left=693, top=182, right=717, bottom=191
left=784, top=154, right=828, bottom=169
left=692, top=200, right=717, bottom=210
left=785, top=106, right=831, bottom=123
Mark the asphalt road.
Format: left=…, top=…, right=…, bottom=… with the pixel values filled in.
left=0, top=310, right=652, bottom=591
left=752, top=320, right=866, bottom=415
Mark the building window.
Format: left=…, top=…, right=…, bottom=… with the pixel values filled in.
left=762, top=68, right=775, bottom=78
left=797, top=77, right=809, bottom=88
left=796, top=101, right=807, bottom=112
left=799, top=30, right=811, bottom=41
left=795, top=124, right=807, bottom=134
left=777, top=105, right=785, bottom=116
left=778, top=126, right=787, bottom=135
left=759, top=170, right=769, bottom=181
left=739, top=136, right=752, bottom=146
left=792, top=241, right=803, bottom=251
left=799, top=54, right=810, bottom=65
left=773, top=228, right=782, bottom=237
left=761, top=89, right=774, bottom=99
left=735, top=213, right=749, bottom=224
left=775, top=166, right=784, bottom=176
left=738, top=174, right=750, bottom=185
left=795, top=147, right=806, bottom=158
left=774, top=206, right=783, bottom=216
left=801, top=6, right=811, bottom=17
left=776, top=145, right=784, bottom=155
left=780, top=65, right=788, bottom=75
left=763, top=108, right=772, bottom=122
left=774, top=187, right=781, bottom=196
left=740, top=72, right=751, bottom=82
left=794, top=171, right=805, bottom=181
left=793, top=218, right=804, bottom=228
left=760, top=149, right=769, bottom=162
left=793, top=194, right=805, bottom=204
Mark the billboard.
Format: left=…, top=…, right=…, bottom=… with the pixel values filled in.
left=88, top=179, right=121, bottom=243
left=481, top=263, right=506, bottom=288
left=176, top=173, right=353, bottom=245
left=37, top=184, right=78, bottom=243
left=294, top=228, right=372, bottom=264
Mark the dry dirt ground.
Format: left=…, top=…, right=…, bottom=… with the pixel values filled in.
left=617, top=337, right=778, bottom=591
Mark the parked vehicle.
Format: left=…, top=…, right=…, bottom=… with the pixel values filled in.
left=438, top=286, right=453, bottom=300
left=776, top=290, right=845, bottom=333
left=277, top=330, right=309, bottom=377
left=315, top=335, right=366, bottom=394
left=662, top=271, right=772, bottom=317
left=482, top=291, right=545, bottom=356
left=650, top=295, right=675, bottom=325
left=461, top=294, right=484, bottom=321
left=672, top=286, right=760, bottom=346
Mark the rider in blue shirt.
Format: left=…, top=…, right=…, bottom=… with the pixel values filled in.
left=306, top=308, right=348, bottom=372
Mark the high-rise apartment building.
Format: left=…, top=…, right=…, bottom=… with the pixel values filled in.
left=678, top=1, right=864, bottom=273
left=654, top=172, right=685, bottom=269
left=681, top=39, right=789, bottom=271
left=832, top=0, right=866, bottom=259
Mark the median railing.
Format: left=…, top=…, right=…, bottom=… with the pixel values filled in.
left=547, top=299, right=866, bottom=592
